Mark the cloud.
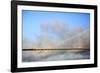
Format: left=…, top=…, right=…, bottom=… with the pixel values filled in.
left=23, top=20, right=90, bottom=49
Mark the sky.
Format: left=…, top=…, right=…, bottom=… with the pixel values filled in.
left=22, top=10, right=90, bottom=41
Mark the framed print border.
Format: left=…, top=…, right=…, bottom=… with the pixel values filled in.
left=11, top=1, right=97, bottom=72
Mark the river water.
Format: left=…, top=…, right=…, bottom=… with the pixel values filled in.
left=22, top=50, right=90, bottom=62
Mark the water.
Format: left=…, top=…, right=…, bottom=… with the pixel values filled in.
left=22, top=50, right=90, bottom=62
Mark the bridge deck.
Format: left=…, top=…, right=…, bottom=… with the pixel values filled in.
left=22, top=48, right=90, bottom=51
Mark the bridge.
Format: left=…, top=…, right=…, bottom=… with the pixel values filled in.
left=22, top=28, right=90, bottom=51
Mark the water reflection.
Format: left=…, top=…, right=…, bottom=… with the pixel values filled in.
left=22, top=50, right=90, bottom=62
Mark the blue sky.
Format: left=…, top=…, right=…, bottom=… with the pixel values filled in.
left=22, top=10, right=90, bottom=41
